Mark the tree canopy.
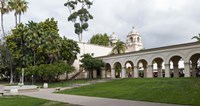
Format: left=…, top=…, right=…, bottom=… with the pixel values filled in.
left=89, top=33, right=109, bottom=46
left=192, top=34, right=200, bottom=42
left=5, top=18, right=80, bottom=82
left=111, top=40, right=126, bottom=54
left=80, top=53, right=104, bottom=79
left=64, top=0, right=93, bottom=42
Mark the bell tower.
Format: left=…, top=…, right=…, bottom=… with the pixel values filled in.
left=109, top=32, right=118, bottom=46
left=126, top=27, right=143, bottom=52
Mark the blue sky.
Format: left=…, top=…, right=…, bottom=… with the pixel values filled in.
left=3, top=0, right=200, bottom=48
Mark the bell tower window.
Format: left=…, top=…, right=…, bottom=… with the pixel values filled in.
left=137, top=37, right=140, bottom=42
left=130, top=37, right=133, bottom=42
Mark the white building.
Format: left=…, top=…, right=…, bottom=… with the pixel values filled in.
left=126, top=27, right=143, bottom=52
left=69, top=27, right=143, bottom=79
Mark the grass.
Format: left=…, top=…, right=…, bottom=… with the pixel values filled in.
left=59, top=78, right=200, bottom=106
left=0, top=95, right=79, bottom=106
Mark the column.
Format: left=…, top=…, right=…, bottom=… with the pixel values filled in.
left=101, top=69, right=106, bottom=78
left=134, top=66, right=138, bottom=78
left=173, top=64, right=179, bottom=78
left=111, top=68, right=115, bottom=79
left=121, top=67, right=126, bottom=78
left=157, top=64, right=162, bottom=78
left=192, top=63, right=197, bottom=77
left=165, top=64, right=170, bottom=78
left=147, top=65, right=153, bottom=78
left=93, top=70, right=97, bottom=78
left=144, top=66, right=147, bottom=78
left=184, top=62, right=190, bottom=77
left=131, top=67, right=134, bottom=78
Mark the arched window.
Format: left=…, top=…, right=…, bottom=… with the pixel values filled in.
left=137, top=37, right=140, bottom=42
left=130, top=37, right=133, bottom=42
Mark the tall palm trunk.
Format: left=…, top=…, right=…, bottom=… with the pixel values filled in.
left=1, top=13, right=5, bottom=38
left=18, top=14, right=21, bottom=24
left=15, top=14, right=18, bottom=27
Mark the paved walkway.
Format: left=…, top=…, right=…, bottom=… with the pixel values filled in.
left=19, top=88, right=186, bottom=106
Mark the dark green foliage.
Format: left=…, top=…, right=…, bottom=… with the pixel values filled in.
left=27, top=61, right=75, bottom=82
left=89, top=33, right=109, bottom=46
left=80, top=54, right=105, bottom=79
left=5, top=18, right=79, bottom=82
left=60, top=37, right=80, bottom=65
left=111, top=40, right=126, bottom=54
left=192, top=34, right=200, bottom=42
left=64, top=0, right=93, bottom=42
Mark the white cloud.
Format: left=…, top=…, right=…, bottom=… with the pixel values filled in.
left=2, top=0, right=200, bottom=48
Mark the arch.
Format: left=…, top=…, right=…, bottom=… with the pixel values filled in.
left=189, top=53, right=200, bottom=77
left=149, top=54, right=165, bottom=64
left=105, top=63, right=111, bottom=78
left=111, top=58, right=124, bottom=67
left=185, top=50, right=200, bottom=62
left=124, top=60, right=134, bottom=78
left=113, top=62, right=122, bottom=78
left=137, top=37, right=140, bottom=42
left=152, top=57, right=164, bottom=78
left=137, top=59, right=148, bottom=78
left=130, top=37, right=133, bottom=42
left=166, top=52, right=186, bottom=64
left=168, top=55, right=185, bottom=78
left=135, top=56, right=149, bottom=66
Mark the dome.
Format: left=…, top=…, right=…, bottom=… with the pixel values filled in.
left=128, top=27, right=140, bottom=35
left=109, top=32, right=118, bottom=40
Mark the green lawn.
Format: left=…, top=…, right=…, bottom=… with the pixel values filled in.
left=0, top=95, right=79, bottom=106
left=59, top=78, right=200, bottom=106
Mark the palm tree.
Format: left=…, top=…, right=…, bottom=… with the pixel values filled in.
left=8, top=0, right=28, bottom=26
left=111, top=40, right=126, bottom=54
left=192, top=34, right=200, bottom=42
left=0, top=0, right=10, bottom=38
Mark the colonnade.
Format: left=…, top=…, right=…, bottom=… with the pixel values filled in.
left=100, top=42, right=200, bottom=79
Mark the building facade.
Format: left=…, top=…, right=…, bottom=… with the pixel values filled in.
left=99, top=42, right=200, bottom=78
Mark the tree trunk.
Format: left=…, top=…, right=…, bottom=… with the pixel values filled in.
left=78, top=34, right=81, bottom=42
left=1, top=13, right=5, bottom=38
left=65, top=72, right=68, bottom=80
left=15, top=14, right=18, bottom=27
left=9, top=62, right=13, bottom=84
left=18, top=14, right=21, bottom=24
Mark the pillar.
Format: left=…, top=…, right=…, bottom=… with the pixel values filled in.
left=184, top=62, right=190, bottom=77
left=165, top=64, right=170, bottom=77
left=147, top=65, right=153, bottom=78
left=121, top=67, right=126, bottom=78
left=192, top=63, right=197, bottom=77
left=173, top=64, right=179, bottom=78
left=93, top=70, right=97, bottom=78
left=144, top=66, right=147, bottom=78
left=157, top=64, right=162, bottom=78
left=191, top=58, right=198, bottom=77
left=111, top=68, right=115, bottom=79
left=101, top=69, right=106, bottom=78
left=131, top=67, right=134, bottom=78
left=134, top=66, right=138, bottom=78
